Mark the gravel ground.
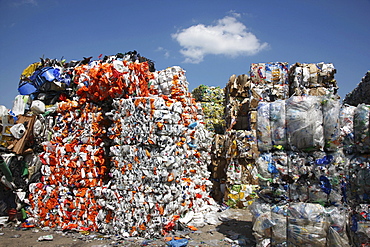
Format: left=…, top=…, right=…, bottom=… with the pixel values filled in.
left=0, top=208, right=256, bottom=247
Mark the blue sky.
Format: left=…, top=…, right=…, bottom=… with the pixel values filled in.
left=0, top=0, right=369, bottom=109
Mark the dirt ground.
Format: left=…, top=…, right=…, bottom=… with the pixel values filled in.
left=0, top=208, right=256, bottom=247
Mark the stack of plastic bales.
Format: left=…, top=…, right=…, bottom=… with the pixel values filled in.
left=344, top=71, right=370, bottom=106
left=224, top=74, right=260, bottom=208
left=18, top=52, right=217, bottom=238
left=250, top=62, right=290, bottom=102
left=191, top=85, right=225, bottom=134
left=252, top=95, right=351, bottom=246
left=191, top=85, right=228, bottom=204
left=343, top=103, right=370, bottom=245
left=249, top=200, right=349, bottom=247
left=249, top=61, right=354, bottom=246
left=218, top=63, right=290, bottom=208
left=288, top=62, right=338, bottom=97
left=28, top=100, right=108, bottom=231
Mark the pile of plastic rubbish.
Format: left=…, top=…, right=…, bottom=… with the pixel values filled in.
left=191, top=84, right=225, bottom=134
left=191, top=61, right=368, bottom=246
left=1, top=54, right=370, bottom=246
left=0, top=51, right=218, bottom=238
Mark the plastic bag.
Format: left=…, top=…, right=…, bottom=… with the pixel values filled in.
left=166, top=238, right=189, bottom=247
left=12, top=95, right=28, bottom=116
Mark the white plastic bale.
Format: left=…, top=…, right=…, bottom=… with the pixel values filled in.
left=286, top=96, right=324, bottom=151
left=354, top=104, right=370, bottom=153
left=270, top=100, right=287, bottom=148
left=339, top=104, right=356, bottom=153
left=257, top=102, right=272, bottom=152
left=105, top=96, right=215, bottom=237
left=255, top=152, right=275, bottom=186
left=322, top=98, right=341, bottom=151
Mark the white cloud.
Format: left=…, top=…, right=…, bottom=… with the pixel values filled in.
left=156, top=47, right=170, bottom=58
left=172, top=14, right=268, bottom=63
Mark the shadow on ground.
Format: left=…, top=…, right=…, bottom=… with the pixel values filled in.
left=216, top=219, right=256, bottom=246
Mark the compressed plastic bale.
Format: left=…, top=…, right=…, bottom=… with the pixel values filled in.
left=322, top=98, right=341, bottom=151
left=250, top=62, right=289, bottom=85
left=354, top=104, right=370, bottom=153
left=343, top=71, right=370, bottom=106
left=74, top=60, right=157, bottom=102
left=270, top=99, right=287, bottom=148
left=305, top=152, right=342, bottom=204
left=252, top=211, right=274, bottom=237
left=257, top=102, right=272, bottom=152
left=191, top=85, right=224, bottom=103
left=199, top=101, right=225, bottom=133
left=153, top=66, right=189, bottom=96
left=237, top=130, right=259, bottom=159
left=270, top=150, right=289, bottom=177
left=346, top=155, right=370, bottom=204
left=287, top=221, right=328, bottom=247
left=270, top=212, right=287, bottom=245
left=104, top=95, right=215, bottom=237
left=325, top=206, right=350, bottom=246
left=250, top=63, right=289, bottom=101
left=250, top=84, right=277, bottom=102
left=287, top=202, right=325, bottom=222
left=286, top=96, right=324, bottom=151
left=327, top=227, right=350, bottom=247
left=249, top=199, right=272, bottom=219
left=285, top=202, right=329, bottom=246
left=348, top=204, right=370, bottom=245
left=339, top=104, right=356, bottom=154
left=225, top=130, right=258, bottom=160
left=289, top=63, right=337, bottom=95
left=255, top=152, right=277, bottom=188
left=30, top=101, right=108, bottom=231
